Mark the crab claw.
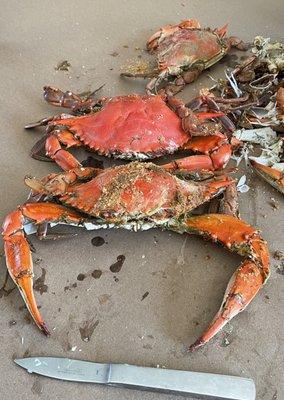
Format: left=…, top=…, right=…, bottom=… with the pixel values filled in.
left=43, top=86, right=83, bottom=109
left=2, top=203, right=87, bottom=335
left=174, top=214, right=270, bottom=351
left=250, top=160, right=284, bottom=195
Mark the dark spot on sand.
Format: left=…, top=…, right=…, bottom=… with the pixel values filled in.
left=24, top=314, right=32, bottom=324
left=0, top=271, right=15, bottom=298
left=31, top=378, right=43, bottom=395
left=64, top=282, right=78, bottom=291
left=79, top=319, right=99, bottom=342
left=91, top=236, right=105, bottom=246
left=110, top=255, right=125, bottom=273
left=92, top=269, right=102, bottom=279
left=141, top=291, right=149, bottom=301
left=55, top=60, right=71, bottom=71
left=9, top=320, right=17, bottom=327
left=23, top=349, right=31, bottom=358
left=276, top=265, right=284, bottom=275
left=77, top=273, right=86, bottom=281
left=33, top=268, right=48, bottom=295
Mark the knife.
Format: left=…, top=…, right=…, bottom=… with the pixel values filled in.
left=14, top=357, right=255, bottom=399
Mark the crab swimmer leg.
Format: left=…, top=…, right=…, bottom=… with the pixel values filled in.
left=2, top=203, right=88, bottom=335
left=171, top=214, right=270, bottom=351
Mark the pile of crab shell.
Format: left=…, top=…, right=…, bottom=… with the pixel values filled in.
left=2, top=19, right=283, bottom=351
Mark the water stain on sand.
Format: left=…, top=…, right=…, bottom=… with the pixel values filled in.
left=110, top=255, right=125, bottom=273
left=98, top=294, right=111, bottom=305
left=0, top=271, right=15, bottom=298
left=77, top=273, right=86, bottom=281
left=92, top=269, right=102, bottom=279
left=31, top=378, right=43, bottom=395
left=79, top=318, right=99, bottom=342
left=33, top=268, right=48, bottom=295
left=91, top=236, right=105, bottom=247
left=64, top=282, right=77, bottom=292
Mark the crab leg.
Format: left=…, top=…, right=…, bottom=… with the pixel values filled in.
left=44, top=130, right=83, bottom=170
left=250, top=160, right=284, bottom=194
left=162, top=135, right=231, bottom=174
left=25, top=166, right=102, bottom=196
left=2, top=203, right=88, bottom=335
left=172, top=214, right=270, bottom=351
left=43, top=85, right=105, bottom=112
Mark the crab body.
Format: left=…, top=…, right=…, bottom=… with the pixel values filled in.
left=49, top=95, right=188, bottom=160
left=2, top=161, right=269, bottom=351
left=122, top=19, right=247, bottom=94
left=37, top=162, right=231, bottom=223
left=148, top=22, right=228, bottom=77
left=27, top=89, right=232, bottom=172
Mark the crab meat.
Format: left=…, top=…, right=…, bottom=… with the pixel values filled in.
left=2, top=161, right=269, bottom=350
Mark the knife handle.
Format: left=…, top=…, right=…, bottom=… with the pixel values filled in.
left=108, top=364, right=256, bottom=400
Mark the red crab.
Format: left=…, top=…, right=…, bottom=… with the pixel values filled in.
left=2, top=161, right=269, bottom=350
left=121, top=19, right=247, bottom=94
left=26, top=86, right=234, bottom=174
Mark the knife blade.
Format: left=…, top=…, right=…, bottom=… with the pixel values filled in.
left=14, top=357, right=255, bottom=399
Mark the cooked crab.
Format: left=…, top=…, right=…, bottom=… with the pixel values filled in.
left=2, top=161, right=269, bottom=350
left=26, top=86, right=234, bottom=173
left=121, top=19, right=247, bottom=94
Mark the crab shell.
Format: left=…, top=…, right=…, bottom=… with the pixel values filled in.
left=50, top=94, right=189, bottom=159
left=147, top=20, right=229, bottom=78
left=56, top=162, right=231, bottom=222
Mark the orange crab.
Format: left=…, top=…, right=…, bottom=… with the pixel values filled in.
left=26, top=86, right=234, bottom=173
left=2, top=161, right=269, bottom=350
left=121, top=19, right=247, bottom=94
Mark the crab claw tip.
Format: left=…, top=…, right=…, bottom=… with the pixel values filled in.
left=41, top=322, right=51, bottom=336
left=188, top=338, right=205, bottom=352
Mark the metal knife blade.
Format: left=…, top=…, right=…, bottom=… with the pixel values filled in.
left=14, top=357, right=256, bottom=400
